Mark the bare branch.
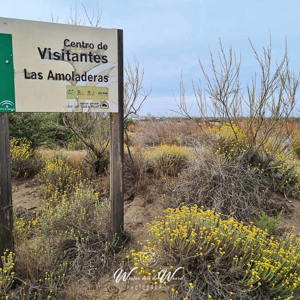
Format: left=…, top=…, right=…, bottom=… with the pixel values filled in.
left=124, top=61, right=151, bottom=120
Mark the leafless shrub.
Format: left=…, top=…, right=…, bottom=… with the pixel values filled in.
left=67, top=4, right=102, bottom=27
left=123, top=149, right=148, bottom=200
left=63, top=113, right=110, bottom=175
left=122, top=63, right=150, bottom=198
left=179, top=39, right=299, bottom=156
left=124, top=62, right=150, bottom=120
left=175, top=147, right=286, bottom=220
left=63, top=61, right=150, bottom=177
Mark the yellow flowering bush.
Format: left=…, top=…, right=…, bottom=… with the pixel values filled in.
left=243, top=150, right=300, bottom=197
left=0, top=251, right=15, bottom=299
left=210, top=124, right=248, bottom=160
left=130, top=205, right=300, bottom=299
left=10, top=137, right=32, bottom=162
left=14, top=211, right=39, bottom=242
left=37, top=185, right=113, bottom=281
left=210, top=124, right=300, bottom=197
left=292, top=133, right=300, bottom=159
left=144, top=145, right=194, bottom=176
left=39, top=186, right=106, bottom=239
left=12, top=186, right=113, bottom=298
left=39, top=154, right=83, bottom=199
left=10, top=138, right=43, bottom=178
left=264, top=153, right=300, bottom=197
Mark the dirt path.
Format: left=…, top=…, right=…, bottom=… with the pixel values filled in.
left=281, top=198, right=300, bottom=231
left=12, top=179, right=41, bottom=211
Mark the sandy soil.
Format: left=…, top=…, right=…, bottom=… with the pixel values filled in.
left=280, top=198, right=300, bottom=231
left=12, top=179, right=41, bottom=211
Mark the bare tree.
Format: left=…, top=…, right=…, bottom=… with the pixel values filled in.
left=124, top=61, right=150, bottom=120
left=179, top=39, right=299, bottom=156
left=68, top=4, right=102, bottom=27
left=62, top=9, right=150, bottom=175
left=63, top=60, right=149, bottom=175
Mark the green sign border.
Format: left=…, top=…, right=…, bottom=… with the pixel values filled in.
left=0, top=33, right=15, bottom=112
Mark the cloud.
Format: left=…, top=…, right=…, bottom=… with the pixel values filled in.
left=2, top=0, right=300, bottom=115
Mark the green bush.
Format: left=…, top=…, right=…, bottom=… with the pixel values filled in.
left=9, top=113, right=72, bottom=148
left=256, top=211, right=283, bottom=235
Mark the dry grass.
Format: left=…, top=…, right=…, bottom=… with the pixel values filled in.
left=130, top=119, right=202, bottom=147
left=37, top=148, right=87, bottom=168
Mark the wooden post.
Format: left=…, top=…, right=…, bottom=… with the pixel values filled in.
left=0, top=113, right=13, bottom=254
left=110, top=29, right=124, bottom=238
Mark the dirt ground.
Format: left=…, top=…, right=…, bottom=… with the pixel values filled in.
left=12, top=179, right=300, bottom=300
left=12, top=179, right=41, bottom=211
left=280, top=198, right=300, bottom=231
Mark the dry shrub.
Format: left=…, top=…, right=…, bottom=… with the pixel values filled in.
left=292, top=138, right=300, bottom=159
left=64, top=281, right=93, bottom=300
left=123, top=145, right=187, bottom=200
left=123, top=147, right=148, bottom=198
left=15, top=237, right=54, bottom=282
left=176, top=148, right=276, bottom=220
left=84, top=141, right=109, bottom=175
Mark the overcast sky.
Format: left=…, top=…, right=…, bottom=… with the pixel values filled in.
left=2, top=0, right=300, bottom=116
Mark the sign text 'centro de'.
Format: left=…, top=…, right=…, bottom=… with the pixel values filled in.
left=0, top=18, right=120, bottom=112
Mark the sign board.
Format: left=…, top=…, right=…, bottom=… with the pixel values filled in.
left=0, top=17, right=119, bottom=112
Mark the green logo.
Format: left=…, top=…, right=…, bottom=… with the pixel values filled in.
left=0, top=99, right=15, bottom=112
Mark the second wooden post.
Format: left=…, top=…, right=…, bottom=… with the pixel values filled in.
left=110, top=29, right=124, bottom=238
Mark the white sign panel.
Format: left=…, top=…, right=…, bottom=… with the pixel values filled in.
left=0, top=17, right=119, bottom=112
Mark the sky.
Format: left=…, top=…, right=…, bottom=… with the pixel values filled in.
left=1, top=0, right=300, bottom=116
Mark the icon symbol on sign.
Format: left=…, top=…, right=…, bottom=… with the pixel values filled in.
left=101, top=102, right=109, bottom=109
left=0, top=100, right=14, bottom=108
